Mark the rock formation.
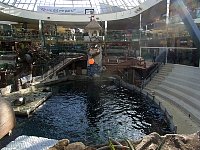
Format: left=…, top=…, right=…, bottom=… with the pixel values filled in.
left=49, top=131, right=200, bottom=150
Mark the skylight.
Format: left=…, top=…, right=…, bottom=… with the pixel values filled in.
left=0, top=0, right=146, bottom=14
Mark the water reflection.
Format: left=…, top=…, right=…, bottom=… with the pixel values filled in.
left=0, top=81, right=171, bottom=147
left=86, top=81, right=102, bottom=127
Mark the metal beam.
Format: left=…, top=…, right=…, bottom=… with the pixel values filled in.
left=171, top=0, right=200, bottom=49
left=33, top=0, right=38, bottom=11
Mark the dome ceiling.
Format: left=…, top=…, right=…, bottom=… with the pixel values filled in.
left=0, top=0, right=146, bottom=14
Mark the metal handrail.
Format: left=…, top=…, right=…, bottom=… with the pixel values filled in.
left=38, top=55, right=83, bottom=82
left=142, top=63, right=161, bottom=87
left=141, top=51, right=166, bottom=88
left=117, top=69, right=129, bottom=82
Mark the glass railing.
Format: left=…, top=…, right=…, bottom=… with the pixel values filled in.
left=0, top=51, right=16, bottom=56
left=140, top=47, right=199, bottom=67
left=0, top=26, right=197, bottom=45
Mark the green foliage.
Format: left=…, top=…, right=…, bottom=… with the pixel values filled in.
left=125, top=139, right=136, bottom=150
left=108, top=138, right=116, bottom=150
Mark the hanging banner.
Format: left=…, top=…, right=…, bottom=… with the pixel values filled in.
left=37, top=6, right=96, bottom=14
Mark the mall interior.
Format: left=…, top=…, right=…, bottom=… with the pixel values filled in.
left=0, top=0, right=199, bottom=87
left=0, top=0, right=200, bottom=149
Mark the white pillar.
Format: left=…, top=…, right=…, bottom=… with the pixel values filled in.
left=145, top=25, right=148, bottom=35
left=105, top=21, right=107, bottom=36
left=166, top=0, right=170, bottom=25
left=139, top=14, right=142, bottom=57
left=140, top=14, right=142, bottom=30
left=166, top=48, right=168, bottom=64
left=38, top=20, right=45, bottom=48
left=39, top=20, right=42, bottom=37
left=165, top=0, right=170, bottom=64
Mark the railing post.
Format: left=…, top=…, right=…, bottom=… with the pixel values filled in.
left=159, top=101, right=161, bottom=107
left=174, top=126, right=177, bottom=133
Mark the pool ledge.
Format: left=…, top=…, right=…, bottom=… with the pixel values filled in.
left=2, top=86, right=52, bottom=117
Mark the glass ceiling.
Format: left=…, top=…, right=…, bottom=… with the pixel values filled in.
left=0, top=0, right=146, bottom=14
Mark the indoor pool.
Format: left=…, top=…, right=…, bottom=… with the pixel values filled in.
left=1, top=80, right=171, bottom=147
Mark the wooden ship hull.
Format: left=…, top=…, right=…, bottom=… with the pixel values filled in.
left=0, top=98, right=16, bottom=139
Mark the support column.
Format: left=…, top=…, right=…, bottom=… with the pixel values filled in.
left=166, top=0, right=170, bottom=25
left=39, top=20, right=45, bottom=49
left=104, top=21, right=108, bottom=56
left=39, top=19, right=42, bottom=41
left=165, top=0, right=170, bottom=64
left=139, top=14, right=142, bottom=57
left=105, top=21, right=107, bottom=36
left=55, top=24, right=58, bottom=43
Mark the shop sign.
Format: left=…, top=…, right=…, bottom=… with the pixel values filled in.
left=37, top=6, right=96, bottom=14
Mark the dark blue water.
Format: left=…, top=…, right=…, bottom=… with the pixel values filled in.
left=0, top=81, right=171, bottom=147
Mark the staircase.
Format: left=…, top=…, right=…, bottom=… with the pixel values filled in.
left=144, top=63, right=173, bottom=91
left=39, top=55, right=83, bottom=83
left=144, top=64, right=200, bottom=125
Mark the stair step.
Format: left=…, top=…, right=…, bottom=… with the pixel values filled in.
left=149, top=81, right=162, bottom=85
left=155, top=74, right=167, bottom=77
left=153, top=76, right=166, bottom=81
left=158, top=84, right=200, bottom=110
left=148, top=82, right=162, bottom=87
left=173, top=64, right=200, bottom=74
left=144, top=64, right=200, bottom=124
left=149, top=78, right=163, bottom=82
left=155, top=89, right=200, bottom=123
left=162, top=80, right=200, bottom=100
left=169, top=72, right=200, bottom=84
left=159, top=66, right=173, bottom=70
left=166, top=76, right=200, bottom=91
left=172, top=68, right=200, bottom=77
left=145, top=85, right=156, bottom=90
left=156, top=72, right=169, bottom=76
left=144, top=87, right=153, bottom=92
